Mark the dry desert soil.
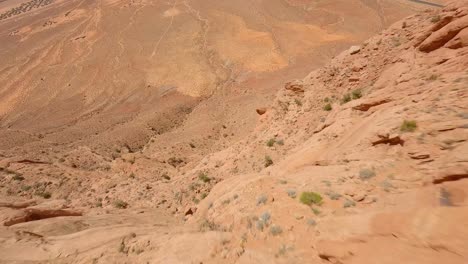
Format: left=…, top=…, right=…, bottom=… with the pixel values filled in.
left=0, top=0, right=467, bottom=263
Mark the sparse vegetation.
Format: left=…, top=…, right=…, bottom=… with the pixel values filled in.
left=256, top=220, right=265, bottom=231
left=322, top=180, right=331, bottom=187
left=264, top=156, right=273, bottom=167
left=269, top=225, right=283, bottom=236
left=266, top=138, right=276, bottom=147
left=260, top=212, right=271, bottom=223
left=21, top=185, right=31, bottom=191
left=256, top=212, right=271, bottom=231
left=162, top=173, right=171, bottom=180
left=199, top=219, right=219, bottom=232
left=307, top=219, right=317, bottom=226
left=276, top=139, right=284, bottom=146
left=381, top=180, right=394, bottom=192
left=300, top=192, right=323, bottom=206
left=400, top=120, right=417, bottom=132
left=359, top=168, right=376, bottom=180
left=36, top=191, right=51, bottom=199
left=326, top=191, right=342, bottom=200
left=287, top=189, right=297, bottom=198
left=312, top=207, right=321, bottom=215
left=257, top=194, right=268, bottom=206
left=391, top=37, right=401, bottom=47
left=114, top=200, right=128, bottom=209
left=323, top=103, right=332, bottom=111
left=198, top=172, right=211, bottom=183
left=341, top=93, right=351, bottom=104
left=12, top=174, right=25, bottom=181
left=294, top=99, right=302, bottom=106
left=343, top=200, right=356, bottom=208
left=352, top=89, right=362, bottom=99
left=427, top=74, right=438, bottom=81
left=430, top=15, right=441, bottom=23
left=324, top=97, right=330, bottom=103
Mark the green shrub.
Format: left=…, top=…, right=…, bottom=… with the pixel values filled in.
left=264, top=156, right=273, bottom=167
left=266, top=138, right=275, bottom=147
left=341, top=94, right=351, bottom=104
left=162, top=173, right=171, bottom=180
left=323, top=103, right=332, bottom=111
left=276, top=139, right=284, bottom=146
left=198, top=172, right=211, bottom=183
left=400, top=120, right=417, bottom=132
left=300, top=192, right=323, bottom=206
left=352, top=89, right=362, bottom=99
left=294, top=99, right=302, bottom=106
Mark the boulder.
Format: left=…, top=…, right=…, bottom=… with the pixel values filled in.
left=419, top=15, right=468, bottom=52
left=285, top=82, right=305, bottom=93
left=445, top=27, right=468, bottom=48
left=256, top=108, right=267, bottom=115
left=349, top=45, right=361, bottom=55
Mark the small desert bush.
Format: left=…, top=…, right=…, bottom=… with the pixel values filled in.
left=199, top=219, right=219, bottom=232
left=343, top=200, right=356, bottom=208
left=264, top=156, right=273, bottom=167
left=352, top=89, right=362, bottom=99
left=198, top=172, right=211, bottom=183
left=430, top=15, right=440, bottom=23
left=323, top=103, right=332, bottom=111
left=359, top=168, right=376, bottom=180
left=400, top=120, right=417, bottom=132
left=269, top=225, right=283, bottom=236
left=12, top=174, right=25, bottom=181
left=36, top=191, right=51, bottom=199
left=300, top=192, right=323, bottom=206
left=266, top=138, right=275, bottom=147
left=326, top=191, right=342, bottom=200
left=312, top=207, right=321, bottom=215
left=287, top=189, right=296, bottom=198
left=114, top=200, right=128, bottom=209
left=257, top=194, right=268, bottom=206
left=341, top=93, right=351, bottom=104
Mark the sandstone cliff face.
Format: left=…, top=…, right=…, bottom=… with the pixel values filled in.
left=0, top=1, right=467, bottom=263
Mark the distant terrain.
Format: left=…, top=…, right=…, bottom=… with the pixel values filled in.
left=1, top=0, right=466, bottom=263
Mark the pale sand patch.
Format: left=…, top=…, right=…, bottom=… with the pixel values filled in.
left=163, top=7, right=180, bottom=17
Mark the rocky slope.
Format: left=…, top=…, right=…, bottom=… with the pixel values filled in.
left=1, top=0, right=467, bottom=263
